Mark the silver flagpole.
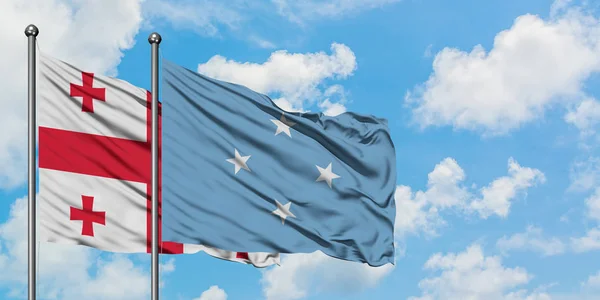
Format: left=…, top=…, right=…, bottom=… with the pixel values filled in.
left=25, top=24, right=39, bottom=300
left=148, top=32, right=162, bottom=300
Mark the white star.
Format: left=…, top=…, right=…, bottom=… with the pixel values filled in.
left=271, top=113, right=296, bottom=138
left=316, top=163, right=341, bottom=188
left=226, top=149, right=251, bottom=174
left=272, top=200, right=296, bottom=225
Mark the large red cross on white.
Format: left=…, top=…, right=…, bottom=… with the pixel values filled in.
left=40, top=77, right=250, bottom=258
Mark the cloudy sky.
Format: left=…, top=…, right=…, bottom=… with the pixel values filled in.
left=1, top=0, right=600, bottom=299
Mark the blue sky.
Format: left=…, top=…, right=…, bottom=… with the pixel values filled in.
left=1, top=0, right=600, bottom=299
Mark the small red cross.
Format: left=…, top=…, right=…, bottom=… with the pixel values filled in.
left=70, top=72, right=106, bottom=113
left=70, top=195, right=106, bottom=237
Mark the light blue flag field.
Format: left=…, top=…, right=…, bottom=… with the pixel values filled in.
left=161, top=60, right=397, bottom=266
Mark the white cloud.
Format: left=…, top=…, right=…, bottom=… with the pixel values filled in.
left=248, top=35, right=277, bottom=49
left=565, top=98, right=600, bottom=137
left=409, top=244, right=545, bottom=300
left=496, top=197, right=600, bottom=254
left=160, top=258, right=176, bottom=273
left=68, top=255, right=150, bottom=300
left=197, top=43, right=356, bottom=113
left=568, top=180, right=600, bottom=253
left=469, top=158, right=546, bottom=219
left=550, top=0, right=574, bottom=17
left=0, top=197, right=152, bottom=299
left=395, top=157, right=545, bottom=238
left=272, top=0, right=401, bottom=24
left=143, top=0, right=397, bottom=46
left=424, top=157, right=471, bottom=209
left=319, top=99, right=347, bottom=116
left=582, top=271, right=600, bottom=290
left=503, top=290, right=553, bottom=300
left=496, top=226, right=566, bottom=256
left=158, top=257, right=177, bottom=288
left=0, top=0, right=144, bottom=188
left=585, top=188, right=600, bottom=221
left=424, top=44, right=434, bottom=58
left=394, top=185, right=446, bottom=238
left=530, top=270, right=600, bottom=300
left=406, top=4, right=600, bottom=135
left=143, top=0, right=243, bottom=37
left=260, top=251, right=394, bottom=300
left=194, top=285, right=228, bottom=300
left=569, top=157, right=600, bottom=192
left=394, top=158, right=469, bottom=238
left=318, top=85, right=348, bottom=116
left=571, top=228, right=600, bottom=253
left=272, top=98, right=307, bottom=114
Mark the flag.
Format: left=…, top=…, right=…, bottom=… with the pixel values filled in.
left=37, top=54, right=279, bottom=267
left=161, top=60, right=396, bottom=267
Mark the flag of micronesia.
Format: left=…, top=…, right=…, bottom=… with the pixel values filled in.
left=161, top=59, right=397, bottom=266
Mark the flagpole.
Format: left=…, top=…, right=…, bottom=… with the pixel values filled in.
left=25, top=24, right=39, bottom=300
left=149, top=32, right=162, bottom=300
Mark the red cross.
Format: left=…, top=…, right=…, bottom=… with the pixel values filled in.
left=39, top=91, right=249, bottom=258
left=70, top=72, right=106, bottom=113
left=70, top=195, right=106, bottom=236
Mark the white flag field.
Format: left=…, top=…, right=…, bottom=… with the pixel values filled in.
left=37, top=53, right=279, bottom=267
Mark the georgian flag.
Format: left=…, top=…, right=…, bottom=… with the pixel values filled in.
left=37, top=53, right=279, bottom=267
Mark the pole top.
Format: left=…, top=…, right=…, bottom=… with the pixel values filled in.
left=24, top=24, right=39, bottom=37
left=148, top=32, right=162, bottom=44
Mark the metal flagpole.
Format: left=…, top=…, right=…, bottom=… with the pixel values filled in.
left=148, top=32, right=162, bottom=300
left=25, top=24, right=39, bottom=300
